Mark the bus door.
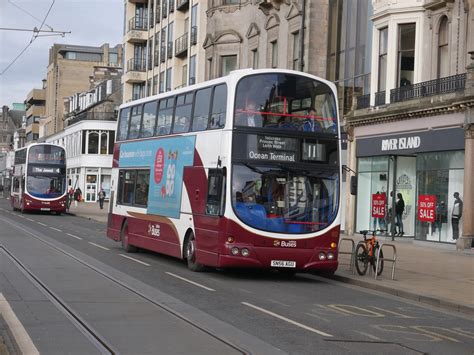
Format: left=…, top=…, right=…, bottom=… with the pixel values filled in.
left=188, top=168, right=225, bottom=265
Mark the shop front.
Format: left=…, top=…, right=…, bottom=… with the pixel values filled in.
left=355, top=128, right=465, bottom=243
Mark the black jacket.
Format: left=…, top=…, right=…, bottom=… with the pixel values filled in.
left=395, top=199, right=405, bottom=215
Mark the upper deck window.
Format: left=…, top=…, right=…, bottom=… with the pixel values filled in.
left=173, top=93, right=193, bottom=134
left=234, top=73, right=337, bottom=134
left=210, top=84, right=227, bottom=129
left=128, top=105, right=143, bottom=139
left=156, top=98, right=174, bottom=135
left=117, top=107, right=131, bottom=141
left=140, top=101, right=158, bottom=138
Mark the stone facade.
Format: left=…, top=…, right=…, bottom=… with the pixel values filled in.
left=204, top=0, right=329, bottom=79
left=42, top=43, right=122, bottom=138
left=344, top=0, right=473, bottom=248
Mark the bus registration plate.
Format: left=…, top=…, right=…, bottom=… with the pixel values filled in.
left=40, top=208, right=50, bottom=211
left=271, top=260, right=296, bottom=268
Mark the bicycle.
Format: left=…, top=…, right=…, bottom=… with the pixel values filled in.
left=354, top=229, right=384, bottom=276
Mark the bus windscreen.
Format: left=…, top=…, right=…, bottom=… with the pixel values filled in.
left=234, top=73, right=337, bottom=134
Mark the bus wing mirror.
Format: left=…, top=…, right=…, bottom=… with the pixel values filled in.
left=350, top=176, right=357, bottom=196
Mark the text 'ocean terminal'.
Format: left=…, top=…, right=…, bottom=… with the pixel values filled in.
left=248, top=151, right=296, bottom=162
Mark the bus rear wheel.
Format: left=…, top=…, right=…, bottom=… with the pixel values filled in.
left=185, top=232, right=204, bottom=272
left=121, top=221, right=137, bottom=253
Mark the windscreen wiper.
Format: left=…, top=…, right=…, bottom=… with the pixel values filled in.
left=242, top=162, right=264, bottom=174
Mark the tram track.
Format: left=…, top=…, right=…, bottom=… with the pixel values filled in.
left=0, top=216, right=249, bottom=355
left=1, top=245, right=116, bottom=355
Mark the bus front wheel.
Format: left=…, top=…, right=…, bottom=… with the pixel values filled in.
left=121, top=221, right=137, bottom=253
left=184, top=232, right=204, bottom=272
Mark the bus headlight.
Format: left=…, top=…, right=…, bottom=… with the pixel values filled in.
left=231, top=247, right=240, bottom=256
left=318, top=252, right=327, bottom=260
left=241, top=248, right=249, bottom=257
left=327, top=252, right=335, bottom=260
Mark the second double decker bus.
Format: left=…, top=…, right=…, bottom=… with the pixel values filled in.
left=107, top=69, right=341, bottom=273
left=11, top=143, right=67, bottom=214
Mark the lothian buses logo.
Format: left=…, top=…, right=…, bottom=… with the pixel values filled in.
left=273, top=240, right=297, bottom=248
left=148, top=223, right=161, bottom=238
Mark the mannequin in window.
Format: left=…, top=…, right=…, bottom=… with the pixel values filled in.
left=451, top=192, right=463, bottom=240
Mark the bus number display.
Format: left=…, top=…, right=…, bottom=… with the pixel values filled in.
left=302, top=141, right=326, bottom=162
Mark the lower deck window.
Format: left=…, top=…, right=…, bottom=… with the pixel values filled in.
left=118, top=169, right=150, bottom=207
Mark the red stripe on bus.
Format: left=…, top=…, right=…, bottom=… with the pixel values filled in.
left=235, top=109, right=336, bottom=121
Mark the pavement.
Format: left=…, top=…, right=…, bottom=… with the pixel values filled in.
left=67, top=202, right=474, bottom=315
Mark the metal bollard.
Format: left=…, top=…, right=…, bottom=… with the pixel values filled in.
left=375, top=243, right=397, bottom=280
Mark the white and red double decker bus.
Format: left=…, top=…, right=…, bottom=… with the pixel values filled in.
left=107, top=69, right=341, bottom=273
left=11, top=143, right=67, bottom=214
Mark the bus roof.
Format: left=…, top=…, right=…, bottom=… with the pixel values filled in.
left=119, top=68, right=337, bottom=110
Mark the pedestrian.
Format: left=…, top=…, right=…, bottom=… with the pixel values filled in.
left=451, top=192, right=463, bottom=240
left=74, top=187, right=82, bottom=208
left=67, top=187, right=74, bottom=210
left=98, top=188, right=106, bottom=210
left=395, top=193, right=405, bottom=237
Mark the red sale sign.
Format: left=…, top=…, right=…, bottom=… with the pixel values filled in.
left=371, top=193, right=386, bottom=218
left=418, top=195, right=436, bottom=223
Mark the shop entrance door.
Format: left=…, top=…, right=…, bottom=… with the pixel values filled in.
left=86, top=174, right=97, bottom=202
left=387, top=155, right=416, bottom=237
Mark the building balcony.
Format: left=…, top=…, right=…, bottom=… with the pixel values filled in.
left=124, top=59, right=147, bottom=83
left=127, top=58, right=146, bottom=72
left=26, top=122, right=39, bottom=134
left=356, top=94, right=370, bottom=110
left=374, top=91, right=386, bottom=106
left=175, top=32, right=188, bottom=57
left=390, top=73, right=466, bottom=104
left=26, top=88, right=45, bottom=104
left=124, top=17, right=148, bottom=43
left=177, top=0, right=189, bottom=11
left=26, top=105, right=45, bottom=119
left=65, top=111, right=116, bottom=127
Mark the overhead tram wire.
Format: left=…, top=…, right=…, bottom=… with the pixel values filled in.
left=0, top=0, right=66, bottom=76
left=7, top=0, right=54, bottom=31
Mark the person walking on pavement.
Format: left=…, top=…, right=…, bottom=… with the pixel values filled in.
left=98, top=188, right=106, bottom=210
left=451, top=192, right=463, bottom=240
left=73, top=187, right=82, bottom=208
left=395, top=193, right=405, bottom=236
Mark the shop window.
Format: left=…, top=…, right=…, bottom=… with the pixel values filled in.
left=416, top=151, right=464, bottom=243
left=100, top=132, right=108, bottom=154
left=88, top=132, right=99, bottom=154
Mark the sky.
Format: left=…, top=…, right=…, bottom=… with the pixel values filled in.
left=0, top=0, right=123, bottom=108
